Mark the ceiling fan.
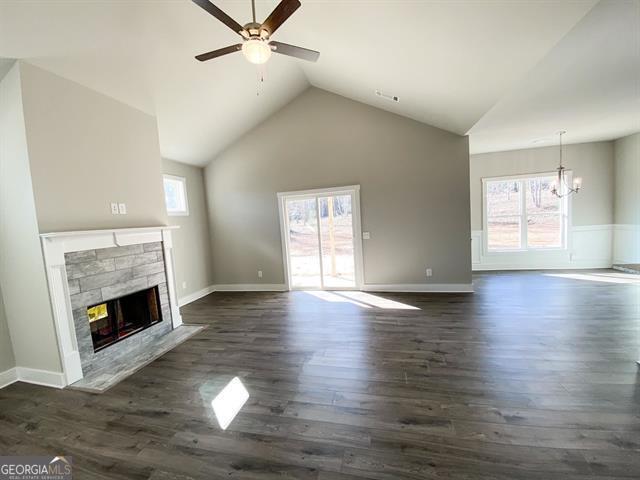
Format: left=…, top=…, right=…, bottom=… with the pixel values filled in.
left=192, top=0, right=319, bottom=65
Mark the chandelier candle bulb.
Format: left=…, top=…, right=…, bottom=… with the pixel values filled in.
left=573, top=177, right=583, bottom=190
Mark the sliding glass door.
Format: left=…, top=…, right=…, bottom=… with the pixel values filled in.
left=279, top=186, right=362, bottom=290
left=285, top=197, right=322, bottom=288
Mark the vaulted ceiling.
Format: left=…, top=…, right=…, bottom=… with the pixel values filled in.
left=1, top=0, right=636, bottom=165
left=469, top=0, right=640, bottom=154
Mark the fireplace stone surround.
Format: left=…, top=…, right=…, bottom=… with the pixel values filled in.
left=66, top=241, right=173, bottom=376
left=40, top=226, right=182, bottom=386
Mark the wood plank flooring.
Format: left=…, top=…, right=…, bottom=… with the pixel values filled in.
left=1, top=270, right=639, bottom=479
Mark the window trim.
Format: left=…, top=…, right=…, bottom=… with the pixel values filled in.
left=482, top=171, right=571, bottom=254
left=163, top=174, right=190, bottom=217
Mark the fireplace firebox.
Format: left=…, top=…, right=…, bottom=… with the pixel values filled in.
left=86, top=286, right=163, bottom=352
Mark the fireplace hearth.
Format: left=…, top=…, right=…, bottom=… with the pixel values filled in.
left=87, top=286, right=163, bottom=352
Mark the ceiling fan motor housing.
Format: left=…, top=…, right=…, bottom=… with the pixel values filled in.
left=243, top=22, right=270, bottom=40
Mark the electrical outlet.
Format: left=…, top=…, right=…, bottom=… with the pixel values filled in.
left=426, top=268, right=433, bottom=277
left=182, top=281, right=187, bottom=290
left=110, top=203, right=119, bottom=215
left=118, top=203, right=127, bottom=215
left=362, top=232, right=371, bottom=240
left=258, top=270, right=263, bottom=279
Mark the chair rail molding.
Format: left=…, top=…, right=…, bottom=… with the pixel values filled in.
left=40, top=226, right=182, bottom=386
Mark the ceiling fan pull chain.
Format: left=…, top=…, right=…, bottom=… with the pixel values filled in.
left=256, top=64, right=266, bottom=96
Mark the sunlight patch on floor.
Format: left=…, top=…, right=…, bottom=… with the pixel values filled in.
left=545, top=272, right=640, bottom=284
left=304, top=290, right=420, bottom=310
left=211, top=377, right=249, bottom=430
left=337, top=291, right=420, bottom=310
left=305, top=290, right=372, bottom=308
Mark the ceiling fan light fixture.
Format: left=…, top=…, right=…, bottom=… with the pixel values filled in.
left=192, top=0, right=318, bottom=65
left=242, top=38, right=272, bottom=64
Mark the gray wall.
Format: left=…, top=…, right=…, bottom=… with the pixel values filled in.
left=0, top=286, right=15, bottom=374
left=470, top=141, right=614, bottom=230
left=0, top=64, right=62, bottom=373
left=163, top=159, right=215, bottom=299
left=19, top=62, right=167, bottom=233
left=613, top=133, right=639, bottom=225
left=204, top=88, right=472, bottom=286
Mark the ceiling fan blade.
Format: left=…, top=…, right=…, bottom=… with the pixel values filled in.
left=195, top=44, right=242, bottom=62
left=192, top=0, right=246, bottom=36
left=261, top=0, right=301, bottom=36
left=270, top=41, right=319, bottom=62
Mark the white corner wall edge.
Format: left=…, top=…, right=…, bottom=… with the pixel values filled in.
left=472, top=224, right=614, bottom=271
left=362, top=284, right=474, bottom=293
left=0, top=367, right=18, bottom=389
left=178, top=285, right=216, bottom=307
left=0, top=367, right=65, bottom=390
left=215, top=284, right=288, bottom=292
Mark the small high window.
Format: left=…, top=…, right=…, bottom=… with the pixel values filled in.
left=163, top=174, right=189, bottom=216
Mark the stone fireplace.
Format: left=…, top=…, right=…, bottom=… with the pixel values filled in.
left=65, top=241, right=173, bottom=376
left=40, top=226, right=182, bottom=386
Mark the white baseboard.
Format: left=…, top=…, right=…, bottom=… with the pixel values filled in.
left=0, top=366, right=66, bottom=390
left=204, top=283, right=473, bottom=293
left=178, top=285, right=216, bottom=307
left=362, top=283, right=474, bottom=293
left=215, top=284, right=288, bottom=292
left=17, top=367, right=66, bottom=389
left=0, top=367, right=18, bottom=389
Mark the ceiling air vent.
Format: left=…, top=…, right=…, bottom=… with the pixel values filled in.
left=375, top=90, right=399, bottom=103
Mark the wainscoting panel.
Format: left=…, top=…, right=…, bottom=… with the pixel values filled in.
left=613, top=224, right=640, bottom=264
left=472, top=224, right=613, bottom=271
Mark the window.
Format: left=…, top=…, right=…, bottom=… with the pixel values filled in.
left=483, top=173, right=567, bottom=252
left=163, top=175, right=189, bottom=216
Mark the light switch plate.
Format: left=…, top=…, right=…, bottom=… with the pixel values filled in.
left=110, top=203, right=119, bottom=215
left=362, top=232, right=371, bottom=240
left=118, top=203, right=127, bottom=215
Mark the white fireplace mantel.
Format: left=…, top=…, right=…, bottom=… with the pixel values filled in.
left=40, top=225, right=183, bottom=386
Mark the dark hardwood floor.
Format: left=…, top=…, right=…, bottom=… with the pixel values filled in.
left=1, top=270, right=639, bottom=479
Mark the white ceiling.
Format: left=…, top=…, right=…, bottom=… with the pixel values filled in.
left=294, top=1, right=597, bottom=135
left=2, top=0, right=634, bottom=166
left=468, top=0, right=640, bottom=154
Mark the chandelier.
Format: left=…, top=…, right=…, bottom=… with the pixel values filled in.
left=551, top=131, right=582, bottom=198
